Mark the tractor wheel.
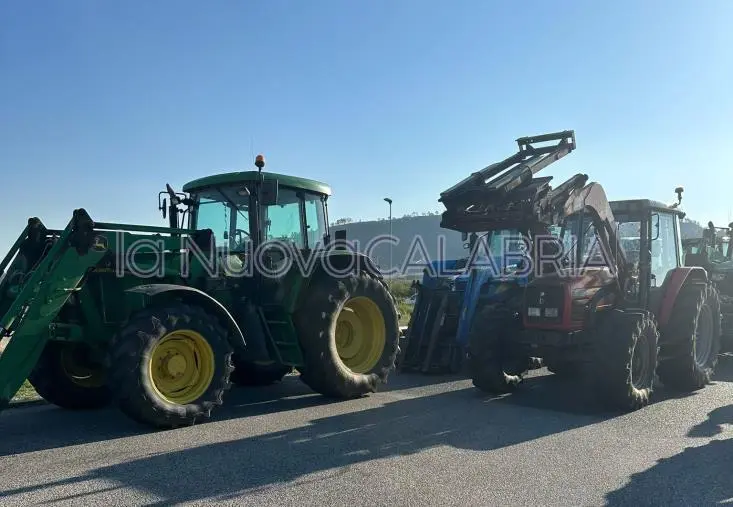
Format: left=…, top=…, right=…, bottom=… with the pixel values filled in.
left=593, top=309, right=659, bottom=411
left=293, top=271, right=400, bottom=399
left=230, top=358, right=292, bottom=386
left=107, top=302, right=234, bottom=429
left=657, top=282, right=721, bottom=391
left=467, top=303, right=527, bottom=393
left=27, top=341, right=110, bottom=410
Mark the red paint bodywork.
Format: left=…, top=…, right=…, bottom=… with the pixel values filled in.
left=655, top=266, right=707, bottom=328
left=522, top=267, right=616, bottom=332
left=522, top=265, right=708, bottom=333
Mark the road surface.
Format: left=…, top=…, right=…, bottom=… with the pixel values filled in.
left=2, top=357, right=733, bottom=506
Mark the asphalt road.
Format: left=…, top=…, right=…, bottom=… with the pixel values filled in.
left=2, top=357, right=733, bottom=506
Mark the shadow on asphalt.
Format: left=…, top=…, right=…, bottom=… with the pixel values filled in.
left=605, top=406, right=733, bottom=505
left=604, top=355, right=733, bottom=505
left=3, top=358, right=733, bottom=503
left=0, top=382, right=610, bottom=503
left=712, top=353, right=733, bottom=382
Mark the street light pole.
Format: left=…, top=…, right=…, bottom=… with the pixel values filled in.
left=384, top=197, right=393, bottom=276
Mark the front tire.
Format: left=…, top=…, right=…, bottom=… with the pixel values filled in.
left=468, top=303, right=527, bottom=393
left=594, top=309, right=659, bottom=411
left=27, top=341, right=110, bottom=410
left=293, top=272, right=400, bottom=399
left=107, top=302, right=234, bottom=429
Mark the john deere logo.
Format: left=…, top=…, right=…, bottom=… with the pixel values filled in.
left=92, top=235, right=108, bottom=251
left=538, top=291, right=545, bottom=304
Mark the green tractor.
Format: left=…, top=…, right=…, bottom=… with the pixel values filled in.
left=0, top=155, right=400, bottom=429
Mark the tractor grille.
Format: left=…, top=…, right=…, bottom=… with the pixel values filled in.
left=524, top=285, right=565, bottom=324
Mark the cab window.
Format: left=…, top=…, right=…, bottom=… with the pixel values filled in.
left=262, top=188, right=304, bottom=248
left=650, top=212, right=678, bottom=286
left=194, top=188, right=250, bottom=252
left=303, top=193, right=328, bottom=248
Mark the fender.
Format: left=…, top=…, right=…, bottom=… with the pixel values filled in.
left=656, top=266, right=708, bottom=328
left=125, top=283, right=247, bottom=352
left=316, top=250, right=384, bottom=279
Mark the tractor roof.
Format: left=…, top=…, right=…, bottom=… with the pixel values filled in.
left=609, top=199, right=684, bottom=216
left=182, top=171, right=332, bottom=196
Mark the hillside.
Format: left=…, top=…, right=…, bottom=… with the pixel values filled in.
left=330, top=214, right=464, bottom=275
left=330, top=214, right=706, bottom=273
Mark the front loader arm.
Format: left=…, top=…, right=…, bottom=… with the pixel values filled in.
left=0, top=209, right=108, bottom=409
left=437, top=129, right=627, bottom=280
left=439, top=130, right=578, bottom=234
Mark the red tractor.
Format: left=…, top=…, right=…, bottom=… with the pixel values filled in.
left=468, top=176, right=722, bottom=411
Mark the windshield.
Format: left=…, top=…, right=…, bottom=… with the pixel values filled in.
left=617, top=219, right=641, bottom=268
left=557, top=214, right=607, bottom=267
left=467, top=229, right=526, bottom=270
left=192, top=186, right=251, bottom=252
left=260, top=188, right=328, bottom=249
left=554, top=213, right=639, bottom=269
left=190, top=185, right=329, bottom=253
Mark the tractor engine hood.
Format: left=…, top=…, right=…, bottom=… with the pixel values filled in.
left=528, top=266, right=616, bottom=291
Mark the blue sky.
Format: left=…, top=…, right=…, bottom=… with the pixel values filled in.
left=1, top=1, right=731, bottom=253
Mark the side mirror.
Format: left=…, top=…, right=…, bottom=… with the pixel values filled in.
left=161, top=198, right=167, bottom=219
left=260, top=179, right=278, bottom=206
left=461, top=232, right=468, bottom=242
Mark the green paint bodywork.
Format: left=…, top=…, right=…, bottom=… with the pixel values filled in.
left=182, top=171, right=332, bottom=196
left=0, top=209, right=380, bottom=407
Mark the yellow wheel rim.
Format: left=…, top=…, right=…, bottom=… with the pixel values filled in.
left=334, top=296, right=386, bottom=374
left=148, top=330, right=215, bottom=405
left=59, top=345, right=106, bottom=388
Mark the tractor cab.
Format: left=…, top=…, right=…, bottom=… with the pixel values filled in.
left=608, top=199, right=685, bottom=308
left=159, top=155, right=333, bottom=277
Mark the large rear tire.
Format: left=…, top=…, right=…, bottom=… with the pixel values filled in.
left=594, top=309, right=659, bottom=411
left=657, top=282, right=721, bottom=391
left=107, top=302, right=234, bottom=429
left=293, top=271, right=400, bottom=399
left=27, top=341, right=110, bottom=410
left=468, top=303, right=528, bottom=393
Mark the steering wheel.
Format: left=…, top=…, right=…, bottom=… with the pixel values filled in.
left=234, top=228, right=250, bottom=243
left=230, top=229, right=251, bottom=253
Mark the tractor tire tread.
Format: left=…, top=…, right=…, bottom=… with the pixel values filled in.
left=293, top=271, right=400, bottom=399
left=27, top=341, right=111, bottom=410
left=468, top=303, right=527, bottom=394
left=657, top=281, right=721, bottom=391
left=107, top=302, right=234, bottom=429
left=594, top=309, right=659, bottom=411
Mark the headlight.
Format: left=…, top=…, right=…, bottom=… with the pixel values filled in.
left=712, top=273, right=726, bottom=282
left=544, top=307, right=559, bottom=317
left=528, top=307, right=541, bottom=317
